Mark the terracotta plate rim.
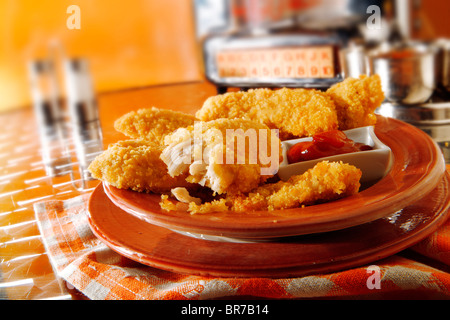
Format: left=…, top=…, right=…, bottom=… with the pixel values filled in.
left=87, top=173, right=450, bottom=278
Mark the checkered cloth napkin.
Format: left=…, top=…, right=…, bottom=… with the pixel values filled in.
left=34, top=193, right=450, bottom=300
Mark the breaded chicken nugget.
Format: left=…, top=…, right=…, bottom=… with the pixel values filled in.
left=196, top=88, right=338, bottom=140
left=160, top=161, right=361, bottom=213
left=227, top=161, right=362, bottom=212
left=114, top=107, right=196, bottom=144
left=88, top=139, right=193, bottom=193
left=326, top=74, right=384, bottom=130
left=160, top=119, right=283, bottom=194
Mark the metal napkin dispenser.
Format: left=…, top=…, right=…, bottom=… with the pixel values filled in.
left=202, top=33, right=343, bottom=93
left=194, top=0, right=389, bottom=92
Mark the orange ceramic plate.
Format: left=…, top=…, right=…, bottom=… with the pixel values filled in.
left=102, top=116, right=446, bottom=239
left=87, top=173, right=450, bottom=277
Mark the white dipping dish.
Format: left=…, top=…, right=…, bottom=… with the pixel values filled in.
left=278, top=126, right=393, bottom=183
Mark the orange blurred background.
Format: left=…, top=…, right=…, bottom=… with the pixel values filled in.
left=0, top=0, right=204, bottom=113
left=0, top=0, right=448, bottom=113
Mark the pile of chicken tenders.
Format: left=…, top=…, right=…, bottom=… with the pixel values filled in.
left=88, top=75, right=384, bottom=213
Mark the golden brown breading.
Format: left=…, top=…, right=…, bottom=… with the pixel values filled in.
left=160, top=118, right=283, bottom=194
left=88, top=139, right=194, bottom=193
left=159, top=161, right=361, bottom=213
left=188, top=198, right=229, bottom=214
left=227, top=161, right=362, bottom=211
left=114, top=107, right=196, bottom=144
left=195, top=75, right=385, bottom=139
left=195, top=88, right=338, bottom=140
left=326, top=74, right=385, bottom=130
left=160, top=194, right=229, bottom=214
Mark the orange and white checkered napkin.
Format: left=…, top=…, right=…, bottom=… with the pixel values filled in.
left=34, top=194, right=450, bottom=300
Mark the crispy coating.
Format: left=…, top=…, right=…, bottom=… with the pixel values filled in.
left=114, top=107, right=196, bottom=144
left=159, top=161, right=361, bottom=213
left=88, top=139, right=193, bottom=193
left=227, top=161, right=361, bottom=211
left=161, top=118, right=283, bottom=195
left=188, top=198, right=229, bottom=214
left=195, top=75, right=384, bottom=139
left=326, top=74, right=385, bottom=130
left=196, top=87, right=338, bottom=140
left=160, top=194, right=229, bottom=214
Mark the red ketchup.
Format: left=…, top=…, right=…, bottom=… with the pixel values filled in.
left=287, top=130, right=373, bottom=164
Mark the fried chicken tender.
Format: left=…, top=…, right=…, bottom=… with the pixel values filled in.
left=196, top=87, right=338, bottom=140
left=227, top=161, right=361, bottom=212
left=88, top=139, right=193, bottom=193
left=326, top=74, right=385, bottom=130
left=160, top=161, right=361, bottom=213
left=114, top=107, right=196, bottom=144
left=195, top=75, right=384, bottom=139
left=160, top=119, right=283, bottom=195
